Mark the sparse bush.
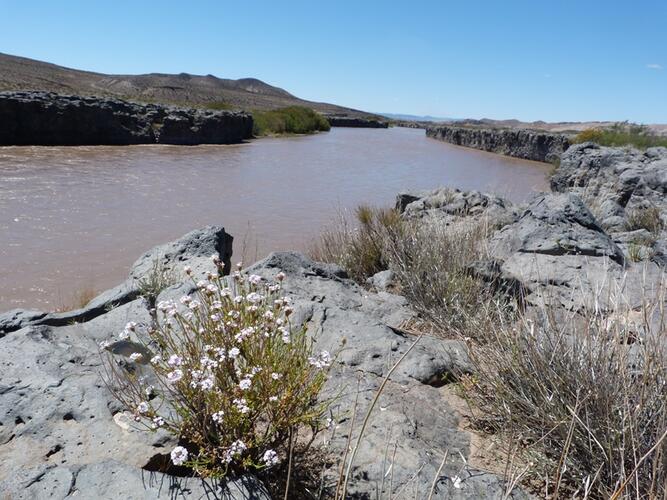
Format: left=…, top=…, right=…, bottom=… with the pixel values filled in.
left=626, top=205, right=664, bottom=234
left=311, top=205, right=509, bottom=337
left=55, top=284, right=98, bottom=312
left=252, top=106, right=330, bottom=136
left=383, top=218, right=510, bottom=337
left=465, top=300, right=667, bottom=498
left=102, top=258, right=332, bottom=479
left=135, top=258, right=178, bottom=306
left=310, top=205, right=405, bottom=283
left=574, top=122, right=667, bottom=149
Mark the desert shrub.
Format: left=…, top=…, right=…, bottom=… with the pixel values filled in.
left=626, top=205, right=664, bottom=234
left=311, top=205, right=509, bottom=337
left=135, top=258, right=178, bottom=306
left=252, top=106, right=330, bottom=136
left=465, top=303, right=667, bottom=498
left=383, top=218, right=509, bottom=337
left=102, top=258, right=331, bottom=478
left=574, top=122, right=667, bottom=149
left=310, top=205, right=405, bottom=283
left=55, top=283, right=98, bottom=312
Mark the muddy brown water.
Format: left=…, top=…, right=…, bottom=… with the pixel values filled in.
left=0, top=127, right=551, bottom=311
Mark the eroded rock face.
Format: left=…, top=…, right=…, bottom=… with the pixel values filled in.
left=552, top=143, right=667, bottom=231
left=0, top=233, right=526, bottom=499
left=426, top=125, right=571, bottom=163
left=325, top=115, right=389, bottom=128
left=0, top=91, right=253, bottom=146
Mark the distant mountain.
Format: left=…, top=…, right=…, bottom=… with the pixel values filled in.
left=0, top=52, right=373, bottom=117
left=379, top=112, right=455, bottom=122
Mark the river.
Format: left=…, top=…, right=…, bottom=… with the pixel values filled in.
left=0, top=127, right=550, bottom=310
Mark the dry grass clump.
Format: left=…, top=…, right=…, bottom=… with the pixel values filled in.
left=626, top=206, right=664, bottom=234
left=310, top=204, right=507, bottom=338
left=383, top=217, right=508, bottom=337
left=135, top=258, right=178, bottom=306
left=54, top=283, right=98, bottom=312
left=102, top=258, right=332, bottom=479
left=309, top=205, right=405, bottom=283
left=465, top=301, right=667, bottom=498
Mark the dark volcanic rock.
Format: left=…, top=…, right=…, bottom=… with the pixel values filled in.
left=325, top=115, right=389, bottom=128
left=426, top=125, right=571, bottom=163
left=0, top=91, right=253, bottom=146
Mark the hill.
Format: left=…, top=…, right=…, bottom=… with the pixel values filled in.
left=0, top=52, right=372, bottom=117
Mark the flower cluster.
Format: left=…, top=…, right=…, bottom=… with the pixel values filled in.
left=102, top=256, right=331, bottom=478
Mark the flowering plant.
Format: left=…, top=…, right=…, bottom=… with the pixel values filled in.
left=102, top=257, right=332, bottom=478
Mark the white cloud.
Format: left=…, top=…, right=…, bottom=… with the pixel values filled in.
left=647, top=63, right=663, bottom=70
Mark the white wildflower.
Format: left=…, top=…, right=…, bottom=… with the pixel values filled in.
left=228, top=347, right=241, bottom=359
left=276, top=271, right=286, bottom=281
left=212, top=411, right=224, bottom=423
left=170, top=446, right=189, bottom=465
left=269, top=396, right=279, bottom=403
left=167, top=354, right=183, bottom=366
left=199, top=376, right=215, bottom=391
left=151, top=416, right=165, bottom=428
left=246, top=292, right=263, bottom=303
left=99, top=340, right=111, bottom=350
left=248, top=274, right=262, bottom=285
left=309, top=351, right=332, bottom=369
left=167, top=369, right=183, bottom=383
left=452, top=475, right=463, bottom=489
left=118, top=329, right=130, bottom=340
left=233, top=398, right=250, bottom=414
left=150, top=355, right=162, bottom=365
left=271, top=372, right=282, bottom=380
left=183, top=265, right=192, bottom=275
left=239, top=378, right=252, bottom=390
left=129, top=352, right=143, bottom=362
left=262, top=449, right=279, bottom=467
left=179, top=295, right=192, bottom=305
left=137, top=401, right=150, bottom=414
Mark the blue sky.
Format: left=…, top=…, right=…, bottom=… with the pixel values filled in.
left=1, top=0, right=665, bottom=122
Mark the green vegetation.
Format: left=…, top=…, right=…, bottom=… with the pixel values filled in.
left=574, top=122, right=667, bottom=149
left=252, top=106, right=330, bottom=136
left=205, top=100, right=234, bottom=111
left=104, top=261, right=332, bottom=479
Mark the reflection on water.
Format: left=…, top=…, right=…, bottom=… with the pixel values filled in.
left=0, top=127, right=550, bottom=310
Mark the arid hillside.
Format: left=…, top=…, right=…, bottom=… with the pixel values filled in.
left=0, top=52, right=371, bottom=116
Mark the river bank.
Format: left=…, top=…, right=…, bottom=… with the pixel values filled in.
left=426, top=124, right=571, bottom=163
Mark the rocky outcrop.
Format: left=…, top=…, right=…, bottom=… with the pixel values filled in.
left=325, top=115, right=389, bottom=128
left=426, top=125, right=571, bottom=163
left=0, top=229, right=527, bottom=498
left=0, top=91, right=253, bottom=146
left=551, top=143, right=667, bottom=228
left=399, top=187, right=665, bottom=316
